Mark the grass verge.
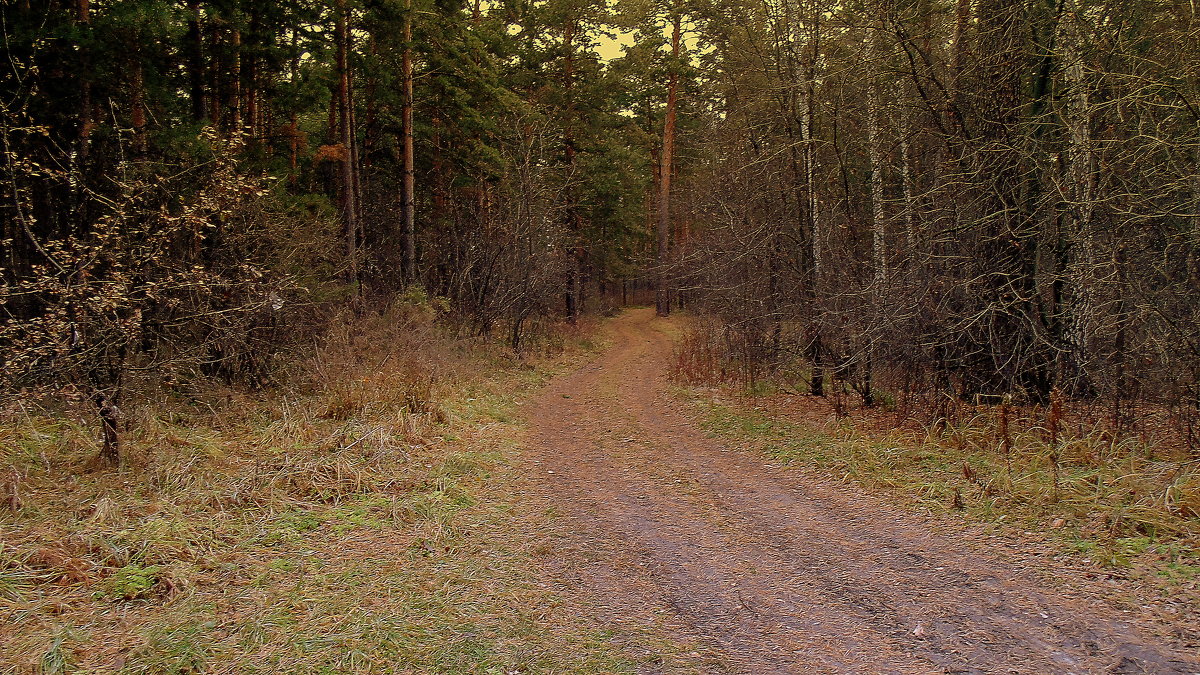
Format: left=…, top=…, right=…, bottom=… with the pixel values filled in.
left=0, top=299, right=640, bottom=673
left=676, top=385, right=1200, bottom=625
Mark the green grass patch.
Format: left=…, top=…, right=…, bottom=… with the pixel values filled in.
left=97, top=564, right=165, bottom=601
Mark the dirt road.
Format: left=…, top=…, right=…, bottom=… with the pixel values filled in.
left=525, top=308, right=1199, bottom=674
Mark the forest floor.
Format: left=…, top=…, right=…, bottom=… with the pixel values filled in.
left=523, top=307, right=1200, bottom=674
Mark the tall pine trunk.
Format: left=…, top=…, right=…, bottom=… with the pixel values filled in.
left=131, top=60, right=147, bottom=154
left=656, top=10, right=681, bottom=317
left=336, top=0, right=359, bottom=289
left=229, top=28, right=242, bottom=131
left=564, top=19, right=582, bottom=322
left=76, top=0, right=92, bottom=161
left=402, top=0, right=416, bottom=285
left=1062, top=0, right=1097, bottom=396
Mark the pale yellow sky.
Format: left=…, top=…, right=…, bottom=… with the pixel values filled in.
left=592, top=21, right=704, bottom=62
left=488, top=1, right=699, bottom=64
left=595, top=27, right=637, bottom=61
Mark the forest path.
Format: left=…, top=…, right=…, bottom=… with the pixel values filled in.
left=523, top=308, right=1198, bottom=675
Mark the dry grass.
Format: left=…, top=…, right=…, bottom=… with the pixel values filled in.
left=683, top=390, right=1200, bottom=616
left=0, top=298, right=638, bottom=673
left=670, top=317, right=748, bottom=387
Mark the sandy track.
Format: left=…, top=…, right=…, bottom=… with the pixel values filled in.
left=525, top=308, right=1199, bottom=674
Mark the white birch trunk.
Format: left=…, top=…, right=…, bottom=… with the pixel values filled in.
left=867, top=29, right=886, bottom=294
left=896, top=83, right=917, bottom=259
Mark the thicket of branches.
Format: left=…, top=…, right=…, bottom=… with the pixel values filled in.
left=667, top=0, right=1200, bottom=450
left=0, top=0, right=677, bottom=461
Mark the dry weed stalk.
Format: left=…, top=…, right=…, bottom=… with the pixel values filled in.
left=1, top=472, right=20, bottom=512
left=999, top=397, right=1013, bottom=486
left=1048, top=388, right=1064, bottom=502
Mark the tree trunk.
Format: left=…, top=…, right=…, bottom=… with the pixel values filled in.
left=245, top=9, right=261, bottom=141
left=656, top=10, right=681, bottom=317
left=131, top=60, right=147, bottom=154
left=186, top=0, right=205, bottom=122
left=229, top=28, right=242, bottom=131
left=1061, top=0, right=1096, bottom=395
left=797, top=0, right=824, bottom=396
left=94, top=390, right=121, bottom=466
left=896, top=82, right=917, bottom=261
left=930, top=0, right=971, bottom=281
left=564, top=18, right=582, bottom=323
left=336, top=0, right=359, bottom=288
left=865, top=14, right=886, bottom=407
left=77, top=0, right=92, bottom=160
left=974, top=0, right=1033, bottom=396
left=208, top=24, right=222, bottom=124
left=402, top=0, right=416, bottom=285
left=288, top=28, right=300, bottom=185
left=947, top=0, right=971, bottom=119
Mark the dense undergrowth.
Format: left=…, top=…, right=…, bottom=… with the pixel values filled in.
left=0, top=298, right=632, bottom=673
left=671, top=319, right=1200, bottom=623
